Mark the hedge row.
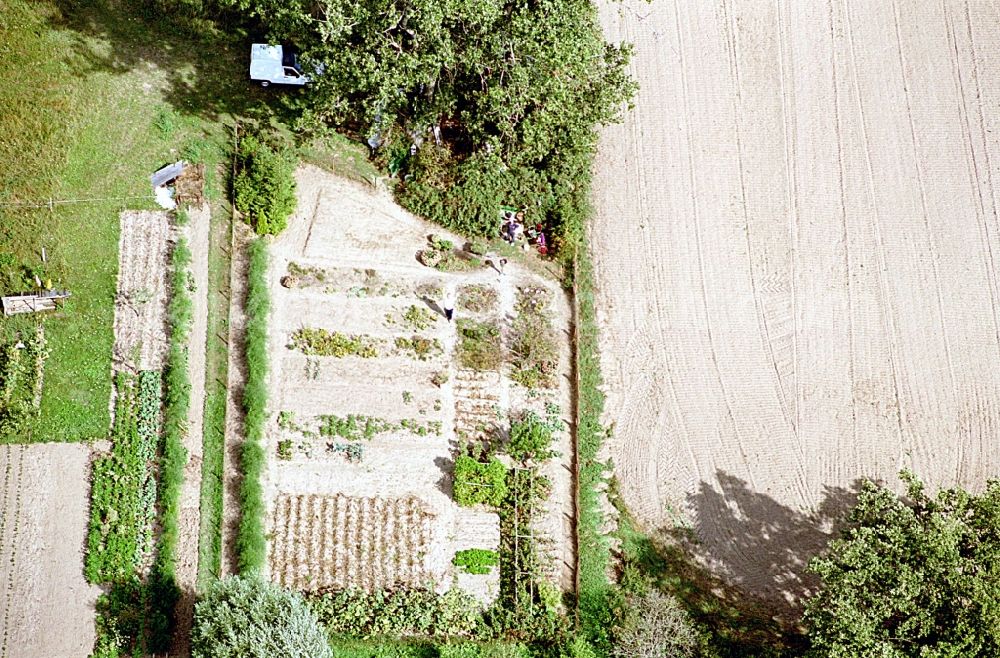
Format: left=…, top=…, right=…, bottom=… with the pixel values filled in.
left=573, top=251, right=614, bottom=655
left=237, top=237, right=270, bottom=574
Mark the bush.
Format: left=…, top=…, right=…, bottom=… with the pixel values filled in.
left=191, top=576, right=332, bottom=658
left=453, top=548, right=499, bottom=575
left=234, top=133, right=297, bottom=236
left=309, top=588, right=481, bottom=639
left=238, top=239, right=270, bottom=574
left=453, top=455, right=508, bottom=508
left=610, top=590, right=700, bottom=658
left=290, top=328, right=380, bottom=358
left=508, top=411, right=557, bottom=463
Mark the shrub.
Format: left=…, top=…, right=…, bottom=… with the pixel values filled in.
left=611, top=590, right=700, bottom=658
left=309, top=588, right=481, bottom=638
left=191, top=576, right=332, bottom=658
left=453, top=455, right=508, bottom=508
left=456, top=320, right=502, bottom=371
left=508, top=411, right=558, bottom=462
left=395, top=335, right=443, bottom=361
left=453, top=548, right=499, bottom=575
left=238, top=239, right=270, bottom=575
left=234, top=133, right=297, bottom=236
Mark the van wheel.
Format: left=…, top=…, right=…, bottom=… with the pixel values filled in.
left=260, top=81, right=270, bottom=88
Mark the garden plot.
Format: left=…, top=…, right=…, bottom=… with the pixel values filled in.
left=0, top=444, right=99, bottom=658
left=263, top=167, right=576, bottom=600
left=112, top=211, right=171, bottom=373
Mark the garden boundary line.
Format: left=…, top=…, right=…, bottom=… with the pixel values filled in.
left=0, top=195, right=153, bottom=208
left=571, top=255, right=582, bottom=627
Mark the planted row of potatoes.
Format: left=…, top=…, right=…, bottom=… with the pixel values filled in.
left=270, top=494, right=435, bottom=592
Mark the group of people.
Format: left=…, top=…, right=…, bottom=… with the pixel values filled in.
left=501, top=209, right=548, bottom=256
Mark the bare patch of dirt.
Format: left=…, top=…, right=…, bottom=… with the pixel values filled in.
left=0, top=444, right=99, bottom=658
left=113, top=210, right=171, bottom=373
left=592, top=0, right=1000, bottom=609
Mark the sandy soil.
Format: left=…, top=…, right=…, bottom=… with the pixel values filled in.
left=113, top=210, right=171, bottom=374
left=171, top=203, right=211, bottom=655
left=591, top=0, right=1000, bottom=608
left=262, top=166, right=575, bottom=597
left=0, top=444, right=99, bottom=658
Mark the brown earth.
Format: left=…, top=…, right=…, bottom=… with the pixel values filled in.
left=592, top=0, right=1000, bottom=609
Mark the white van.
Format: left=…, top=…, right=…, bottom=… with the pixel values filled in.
left=249, top=44, right=310, bottom=87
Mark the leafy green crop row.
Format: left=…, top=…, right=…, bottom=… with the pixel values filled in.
left=453, top=549, right=499, bottom=575
left=85, top=371, right=158, bottom=583
left=237, top=238, right=269, bottom=574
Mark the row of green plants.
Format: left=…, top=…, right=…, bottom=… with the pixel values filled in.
left=453, top=549, right=499, bottom=575
left=309, top=588, right=482, bottom=639
left=571, top=253, right=614, bottom=654
left=237, top=237, right=270, bottom=574
left=90, top=232, right=197, bottom=657
left=0, top=326, right=48, bottom=441
left=290, top=327, right=380, bottom=358
left=456, top=319, right=502, bottom=371
left=85, top=371, right=158, bottom=583
left=234, top=131, right=297, bottom=236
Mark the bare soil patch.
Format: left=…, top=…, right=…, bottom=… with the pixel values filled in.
left=113, top=210, right=171, bottom=373
left=592, top=0, right=1000, bottom=609
left=0, top=444, right=99, bottom=658
left=263, top=166, right=575, bottom=599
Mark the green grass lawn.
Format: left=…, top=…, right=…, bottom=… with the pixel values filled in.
left=0, top=0, right=261, bottom=441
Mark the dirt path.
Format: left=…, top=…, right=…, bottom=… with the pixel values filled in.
left=170, top=204, right=211, bottom=655
left=220, top=221, right=252, bottom=577
left=591, top=0, right=1000, bottom=609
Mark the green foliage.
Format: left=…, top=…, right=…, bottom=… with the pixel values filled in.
left=242, top=0, right=633, bottom=256
left=456, top=319, right=502, bottom=371
left=395, top=335, right=443, bottom=361
left=508, top=411, right=560, bottom=462
left=238, top=239, right=270, bottom=575
left=401, top=304, right=438, bottom=331
left=453, top=548, right=499, bottom=575
left=438, top=642, right=531, bottom=658
left=0, top=326, right=48, bottom=440
left=234, top=133, right=297, bottom=236
left=318, top=413, right=441, bottom=440
left=573, top=253, right=614, bottom=653
left=290, top=328, right=380, bottom=358
left=510, top=287, right=558, bottom=389
left=804, top=473, right=1000, bottom=657
left=278, top=439, right=293, bottom=459
left=453, top=455, right=509, bottom=508
left=85, top=372, right=158, bottom=583
left=192, top=576, right=332, bottom=658
left=309, top=588, right=481, bottom=639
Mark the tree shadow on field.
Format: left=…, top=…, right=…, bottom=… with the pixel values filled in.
left=45, top=0, right=294, bottom=126
left=619, top=471, right=863, bottom=657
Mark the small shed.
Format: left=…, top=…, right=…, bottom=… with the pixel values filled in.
left=150, top=161, right=187, bottom=189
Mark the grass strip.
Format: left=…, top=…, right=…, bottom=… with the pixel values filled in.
left=236, top=237, right=269, bottom=574
left=197, top=210, right=231, bottom=589
left=573, top=250, right=614, bottom=655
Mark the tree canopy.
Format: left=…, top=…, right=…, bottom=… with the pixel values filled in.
left=191, top=575, right=332, bottom=658
left=230, top=0, right=636, bottom=252
left=804, top=472, right=1000, bottom=657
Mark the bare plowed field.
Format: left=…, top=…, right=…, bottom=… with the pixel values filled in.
left=0, top=444, right=99, bottom=657
left=593, top=0, right=1000, bottom=607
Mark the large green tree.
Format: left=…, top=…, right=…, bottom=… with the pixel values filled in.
left=191, top=575, right=332, bottom=658
left=228, top=0, right=635, bottom=250
left=804, top=472, right=1000, bottom=657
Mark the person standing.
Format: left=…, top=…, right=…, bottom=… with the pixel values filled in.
left=443, top=286, right=455, bottom=322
